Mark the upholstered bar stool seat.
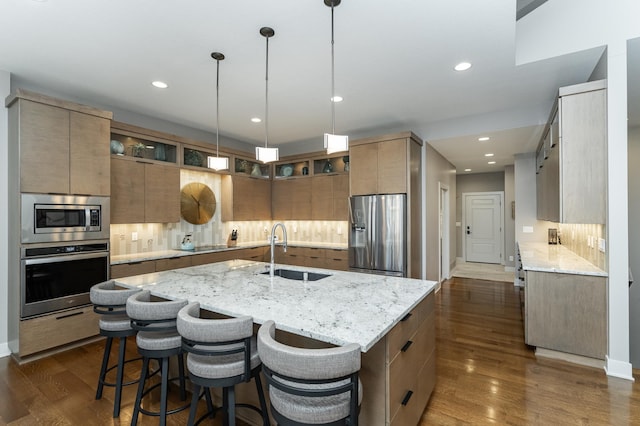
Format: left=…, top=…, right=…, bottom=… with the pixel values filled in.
left=126, top=290, right=189, bottom=426
left=90, top=280, right=142, bottom=418
left=177, top=302, right=270, bottom=426
left=257, top=320, right=362, bottom=426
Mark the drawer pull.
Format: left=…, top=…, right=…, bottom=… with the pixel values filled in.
left=56, top=311, right=84, bottom=320
left=401, top=390, right=414, bottom=406
left=401, top=312, right=412, bottom=322
left=401, top=340, right=413, bottom=352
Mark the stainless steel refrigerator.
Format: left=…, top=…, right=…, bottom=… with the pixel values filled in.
left=349, top=194, right=407, bottom=277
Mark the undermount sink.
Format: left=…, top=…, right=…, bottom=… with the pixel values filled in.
left=261, top=268, right=331, bottom=281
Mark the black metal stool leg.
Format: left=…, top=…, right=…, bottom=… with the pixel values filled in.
left=178, top=352, right=187, bottom=401
left=131, top=356, right=150, bottom=426
left=204, top=388, right=215, bottom=418
left=187, top=382, right=201, bottom=426
left=160, top=356, right=169, bottom=426
left=254, top=373, right=270, bottom=426
left=228, top=386, right=236, bottom=426
left=112, top=336, right=127, bottom=417
left=222, top=387, right=230, bottom=426
left=96, top=336, right=113, bottom=400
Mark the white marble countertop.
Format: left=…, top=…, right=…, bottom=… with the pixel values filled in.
left=111, top=241, right=347, bottom=265
left=518, top=242, right=607, bottom=277
left=113, top=260, right=437, bottom=352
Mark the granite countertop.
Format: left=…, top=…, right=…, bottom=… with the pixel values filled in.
left=518, top=242, right=607, bottom=277
left=113, top=260, right=437, bottom=352
left=111, top=241, right=348, bottom=265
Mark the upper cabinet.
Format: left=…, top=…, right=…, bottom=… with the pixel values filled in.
left=349, top=133, right=421, bottom=196
left=536, top=80, right=607, bottom=224
left=221, top=175, right=272, bottom=221
left=7, top=90, right=112, bottom=196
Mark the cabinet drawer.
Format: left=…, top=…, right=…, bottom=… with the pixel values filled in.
left=390, top=348, right=436, bottom=426
left=326, top=249, right=348, bottom=261
left=19, top=306, right=99, bottom=357
left=387, top=292, right=433, bottom=359
left=324, top=257, right=348, bottom=271
left=156, top=256, right=192, bottom=272
left=388, top=313, right=435, bottom=417
left=285, top=246, right=307, bottom=257
left=111, top=260, right=156, bottom=278
left=303, top=247, right=325, bottom=258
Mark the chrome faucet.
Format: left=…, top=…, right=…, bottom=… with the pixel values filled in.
left=269, top=222, right=287, bottom=276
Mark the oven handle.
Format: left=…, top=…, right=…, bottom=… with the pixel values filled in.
left=23, top=251, right=109, bottom=265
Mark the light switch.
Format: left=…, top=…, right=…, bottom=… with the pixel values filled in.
left=522, top=226, right=533, bottom=233
left=598, top=238, right=606, bottom=253
left=131, top=232, right=138, bottom=241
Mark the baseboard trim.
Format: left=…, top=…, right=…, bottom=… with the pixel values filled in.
left=0, top=342, right=11, bottom=359
left=605, top=356, right=635, bottom=381
left=504, top=266, right=515, bottom=272
left=535, top=347, right=605, bottom=370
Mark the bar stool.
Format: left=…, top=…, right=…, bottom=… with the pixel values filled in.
left=257, top=320, right=362, bottom=426
left=89, top=280, right=142, bottom=418
left=126, top=290, right=189, bottom=426
left=177, top=302, right=270, bottom=426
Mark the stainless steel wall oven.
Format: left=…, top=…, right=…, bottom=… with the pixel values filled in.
left=20, top=241, right=109, bottom=318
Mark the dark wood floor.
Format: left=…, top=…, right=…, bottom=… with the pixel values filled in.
left=1, top=277, right=640, bottom=425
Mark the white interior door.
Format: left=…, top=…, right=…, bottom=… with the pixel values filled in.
left=439, top=183, right=450, bottom=282
left=464, top=193, right=503, bottom=264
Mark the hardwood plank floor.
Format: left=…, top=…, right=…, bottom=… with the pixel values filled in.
left=420, top=277, right=640, bottom=425
left=1, top=277, right=639, bottom=425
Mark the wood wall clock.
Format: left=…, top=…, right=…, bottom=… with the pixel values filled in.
left=180, top=182, right=216, bottom=225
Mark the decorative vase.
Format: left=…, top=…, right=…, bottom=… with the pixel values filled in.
left=251, top=163, right=262, bottom=177
left=343, top=155, right=349, bottom=172
left=322, top=160, right=333, bottom=173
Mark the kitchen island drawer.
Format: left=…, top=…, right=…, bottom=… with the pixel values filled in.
left=387, top=292, right=432, bottom=359
left=390, top=349, right=436, bottom=426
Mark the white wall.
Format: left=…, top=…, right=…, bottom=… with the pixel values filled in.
left=0, top=70, right=10, bottom=357
left=504, top=166, right=516, bottom=268
left=628, top=126, right=640, bottom=367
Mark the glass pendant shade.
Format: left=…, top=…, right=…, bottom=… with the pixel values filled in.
left=256, top=146, right=279, bottom=163
left=324, top=133, right=349, bottom=154
left=207, top=155, right=229, bottom=170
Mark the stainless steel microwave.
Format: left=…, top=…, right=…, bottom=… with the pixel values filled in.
left=21, top=193, right=110, bottom=243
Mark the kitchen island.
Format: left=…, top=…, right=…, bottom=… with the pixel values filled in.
left=114, top=259, right=437, bottom=425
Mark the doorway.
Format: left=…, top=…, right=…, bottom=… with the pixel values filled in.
left=439, top=183, right=450, bottom=283
left=463, top=192, right=504, bottom=264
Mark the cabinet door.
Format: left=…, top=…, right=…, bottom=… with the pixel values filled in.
left=291, top=179, right=312, bottom=220
left=311, top=175, right=333, bottom=220
left=350, top=143, right=378, bottom=195
left=545, top=143, right=560, bottom=222
left=377, top=138, right=407, bottom=194
left=20, top=100, right=70, bottom=194
left=272, top=179, right=292, bottom=220
left=110, top=157, right=145, bottom=223
left=227, top=176, right=271, bottom=221
left=332, top=174, right=349, bottom=220
left=69, top=112, right=111, bottom=196
left=560, top=89, right=606, bottom=223
left=145, top=164, right=180, bottom=223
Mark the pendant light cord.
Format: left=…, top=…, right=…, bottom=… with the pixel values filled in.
left=265, top=35, right=270, bottom=149
left=330, top=2, right=336, bottom=135
left=216, top=58, right=220, bottom=158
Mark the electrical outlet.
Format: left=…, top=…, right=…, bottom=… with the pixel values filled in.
left=337, top=227, right=342, bottom=235
left=598, top=238, right=606, bottom=253
left=131, top=232, right=138, bottom=241
left=293, top=225, right=298, bottom=233
left=509, top=255, right=514, bottom=262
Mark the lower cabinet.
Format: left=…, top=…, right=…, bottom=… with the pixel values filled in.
left=524, top=270, right=606, bottom=359
left=360, top=291, right=436, bottom=425
left=13, top=305, right=100, bottom=360
left=275, top=246, right=348, bottom=270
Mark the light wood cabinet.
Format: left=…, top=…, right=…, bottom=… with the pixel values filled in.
left=15, top=306, right=100, bottom=360
left=350, top=137, right=408, bottom=196
left=7, top=91, right=112, bottom=196
left=272, top=178, right=311, bottom=220
left=359, top=292, right=436, bottom=426
left=274, top=246, right=348, bottom=270
left=311, top=174, right=348, bottom=221
left=536, top=80, right=607, bottom=224
left=524, top=269, right=606, bottom=359
left=110, top=156, right=180, bottom=224
left=110, top=260, right=157, bottom=278
left=221, top=175, right=272, bottom=221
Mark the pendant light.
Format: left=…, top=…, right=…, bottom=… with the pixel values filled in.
left=324, top=0, right=349, bottom=154
left=256, top=26, right=279, bottom=163
left=207, top=52, right=229, bottom=170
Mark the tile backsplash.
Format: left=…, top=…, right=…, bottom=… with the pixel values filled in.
left=558, top=223, right=607, bottom=271
left=110, top=169, right=348, bottom=256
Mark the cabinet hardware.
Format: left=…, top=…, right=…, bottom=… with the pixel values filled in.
left=401, top=340, right=413, bottom=352
left=56, top=311, right=84, bottom=320
left=135, top=160, right=153, bottom=165
left=128, top=261, right=143, bottom=265
left=400, top=312, right=412, bottom=322
left=401, top=390, right=414, bottom=406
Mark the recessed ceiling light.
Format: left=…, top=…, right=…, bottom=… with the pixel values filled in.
left=454, top=62, right=472, bottom=71
left=478, top=136, right=490, bottom=141
left=464, top=168, right=472, bottom=172
left=484, top=153, right=494, bottom=157
left=488, top=161, right=496, bottom=164
left=151, top=81, right=168, bottom=89
left=251, top=117, right=262, bottom=123
left=331, top=96, right=343, bottom=103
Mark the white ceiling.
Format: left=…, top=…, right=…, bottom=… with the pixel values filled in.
left=0, top=0, right=618, bottom=173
